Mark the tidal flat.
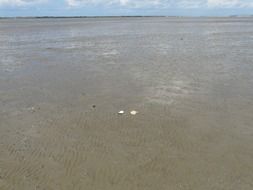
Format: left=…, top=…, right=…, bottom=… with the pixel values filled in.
left=0, top=17, right=253, bottom=190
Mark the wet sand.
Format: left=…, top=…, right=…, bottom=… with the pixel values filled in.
left=0, top=17, right=253, bottom=189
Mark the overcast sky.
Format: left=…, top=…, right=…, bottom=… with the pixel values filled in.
left=0, top=0, right=253, bottom=17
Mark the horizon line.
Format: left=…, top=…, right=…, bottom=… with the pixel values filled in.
left=1, top=15, right=253, bottom=19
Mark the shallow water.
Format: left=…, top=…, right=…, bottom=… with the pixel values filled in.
left=0, top=17, right=253, bottom=190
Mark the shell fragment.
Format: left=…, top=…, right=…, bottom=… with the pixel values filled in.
left=118, top=110, right=125, bottom=115
left=130, top=110, right=138, bottom=115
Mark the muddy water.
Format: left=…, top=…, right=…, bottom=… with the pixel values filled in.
left=0, top=17, right=253, bottom=189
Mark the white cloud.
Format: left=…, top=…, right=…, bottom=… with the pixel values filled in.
left=0, top=0, right=46, bottom=6
left=208, top=0, right=253, bottom=8
left=66, top=0, right=166, bottom=8
left=0, top=0, right=252, bottom=8
left=66, top=0, right=207, bottom=8
left=177, top=0, right=206, bottom=8
left=66, top=0, right=253, bottom=8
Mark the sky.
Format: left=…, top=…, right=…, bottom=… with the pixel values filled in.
left=0, top=0, right=253, bottom=17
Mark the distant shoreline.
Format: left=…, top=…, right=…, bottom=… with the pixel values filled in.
left=0, top=15, right=253, bottom=19
left=0, top=16, right=163, bottom=19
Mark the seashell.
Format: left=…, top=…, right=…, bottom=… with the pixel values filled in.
left=118, top=110, right=125, bottom=114
left=130, top=110, right=138, bottom=115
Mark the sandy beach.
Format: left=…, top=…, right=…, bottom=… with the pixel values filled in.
left=0, top=17, right=253, bottom=189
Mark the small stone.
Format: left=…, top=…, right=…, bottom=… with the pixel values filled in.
left=92, top=105, right=96, bottom=108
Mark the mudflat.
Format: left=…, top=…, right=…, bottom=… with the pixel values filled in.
left=0, top=17, right=253, bottom=190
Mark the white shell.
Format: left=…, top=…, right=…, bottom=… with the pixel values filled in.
left=130, top=110, right=138, bottom=115
left=118, top=110, right=125, bottom=114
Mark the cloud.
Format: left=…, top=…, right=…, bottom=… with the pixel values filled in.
left=177, top=0, right=206, bottom=8
left=66, top=0, right=207, bottom=8
left=66, top=0, right=166, bottom=8
left=66, top=0, right=253, bottom=8
left=0, top=0, right=252, bottom=8
left=207, top=0, right=253, bottom=8
left=0, top=0, right=46, bottom=6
